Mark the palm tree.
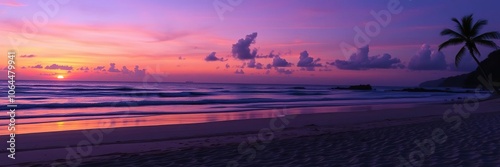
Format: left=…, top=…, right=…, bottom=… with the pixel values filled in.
left=439, top=14, right=500, bottom=93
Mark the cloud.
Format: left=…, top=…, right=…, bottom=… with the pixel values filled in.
left=232, top=32, right=258, bottom=60
left=272, top=56, right=292, bottom=67
left=20, top=54, right=35, bottom=58
left=94, top=66, right=106, bottom=71
left=334, top=45, right=404, bottom=70
left=297, top=51, right=322, bottom=71
left=319, top=68, right=333, bottom=72
left=247, top=59, right=256, bottom=68
left=45, top=64, right=73, bottom=70
left=118, top=65, right=146, bottom=77
left=39, top=72, right=57, bottom=76
left=134, top=65, right=146, bottom=77
left=122, top=66, right=132, bottom=74
left=29, top=64, right=43, bottom=69
left=256, top=50, right=279, bottom=59
left=205, top=52, right=224, bottom=61
left=106, top=63, right=147, bottom=77
left=234, top=69, right=245, bottom=74
left=255, top=63, right=264, bottom=69
left=77, top=67, right=90, bottom=71
left=108, top=63, right=120, bottom=72
left=276, top=68, right=293, bottom=75
left=408, top=44, right=447, bottom=71
left=244, top=59, right=265, bottom=69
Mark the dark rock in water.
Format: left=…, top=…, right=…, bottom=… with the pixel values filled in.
left=349, top=85, right=372, bottom=90
left=291, top=86, right=306, bottom=89
left=398, top=87, right=450, bottom=93
left=393, top=87, right=475, bottom=93
left=334, top=84, right=372, bottom=90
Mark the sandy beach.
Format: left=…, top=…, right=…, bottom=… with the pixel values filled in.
left=0, top=97, right=498, bottom=166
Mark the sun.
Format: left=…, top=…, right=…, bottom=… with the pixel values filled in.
left=57, top=75, right=64, bottom=79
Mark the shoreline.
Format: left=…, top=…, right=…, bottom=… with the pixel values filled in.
left=1, top=98, right=498, bottom=166
left=1, top=101, right=437, bottom=136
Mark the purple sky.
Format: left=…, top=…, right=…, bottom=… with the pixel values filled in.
left=1, top=0, right=499, bottom=86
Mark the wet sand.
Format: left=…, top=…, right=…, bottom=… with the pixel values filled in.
left=2, top=98, right=499, bottom=166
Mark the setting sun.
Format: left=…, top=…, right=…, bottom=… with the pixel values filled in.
left=57, top=75, right=64, bottom=79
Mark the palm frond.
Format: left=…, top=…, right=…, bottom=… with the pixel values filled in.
left=470, top=44, right=481, bottom=57
left=475, top=39, right=499, bottom=49
left=440, top=28, right=465, bottom=38
left=443, top=15, right=496, bottom=67
left=438, top=38, right=465, bottom=51
left=455, top=46, right=467, bottom=67
left=471, top=19, right=488, bottom=37
left=474, top=31, right=500, bottom=40
left=461, top=14, right=474, bottom=37
left=451, top=17, right=466, bottom=36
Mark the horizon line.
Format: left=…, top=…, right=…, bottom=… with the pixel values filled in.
left=1, top=79, right=414, bottom=87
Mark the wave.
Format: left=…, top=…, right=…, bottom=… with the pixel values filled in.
left=63, top=87, right=160, bottom=92
left=9, top=88, right=332, bottom=98
left=1, top=95, right=433, bottom=110
left=8, top=91, right=215, bottom=98
left=8, top=86, right=159, bottom=92
left=0, top=109, right=255, bottom=120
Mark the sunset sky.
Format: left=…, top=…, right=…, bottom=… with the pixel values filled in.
left=1, top=0, right=499, bottom=86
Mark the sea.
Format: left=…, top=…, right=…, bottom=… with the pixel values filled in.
left=0, top=80, right=488, bottom=134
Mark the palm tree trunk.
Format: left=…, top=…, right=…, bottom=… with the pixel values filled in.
left=470, top=51, right=500, bottom=94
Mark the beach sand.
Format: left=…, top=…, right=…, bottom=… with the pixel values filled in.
left=2, top=98, right=500, bottom=166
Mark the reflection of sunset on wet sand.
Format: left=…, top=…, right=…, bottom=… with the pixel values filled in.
left=3, top=104, right=419, bottom=135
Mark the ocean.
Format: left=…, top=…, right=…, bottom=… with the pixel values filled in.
left=0, top=80, right=485, bottom=134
